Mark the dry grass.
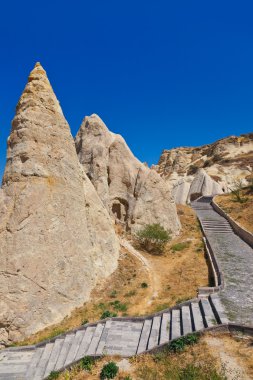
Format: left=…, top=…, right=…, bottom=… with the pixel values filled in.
left=215, top=189, right=253, bottom=233
left=20, top=205, right=209, bottom=345
left=142, top=204, right=209, bottom=313
left=56, top=332, right=253, bottom=379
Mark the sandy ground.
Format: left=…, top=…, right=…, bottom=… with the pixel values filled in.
left=215, top=188, right=253, bottom=234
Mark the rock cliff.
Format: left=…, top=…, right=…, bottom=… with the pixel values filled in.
left=75, top=114, right=180, bottom=235
left=0, top=63, right=119, bottom=345
left=156, top=134, right=253, bottom=204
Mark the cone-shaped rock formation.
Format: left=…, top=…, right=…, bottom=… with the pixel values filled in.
left=0, top=64, right=119, bottom=345
left=75, top=114, right=180, bottom=235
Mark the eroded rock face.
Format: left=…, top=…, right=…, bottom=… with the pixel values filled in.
left=75, top=114, right=180, bottom=235
left=156, top=134, right=253, bottom=204
left=0, top=63, right=119, bottom=344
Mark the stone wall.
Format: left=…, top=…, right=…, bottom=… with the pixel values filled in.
left=212, top=198, right=253, bottom=248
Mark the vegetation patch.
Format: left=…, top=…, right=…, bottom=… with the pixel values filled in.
left=171, top=241, right=191, bottom=252
left=169, top=333, right=200, bottom=352
left=101, top=310, right=118, bottom=319
left=100, top=361, right=119, bottom=379
left=109, top=300, right=128, bottom=312
left=136, top=223, right=171, bottom=254
left=79, top=356, right=95, bottom=371
left=47, top=371, right=60, bottom=380
left=215, top=188, right=253, bottom=233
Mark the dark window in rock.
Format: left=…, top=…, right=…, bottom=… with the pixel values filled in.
left=112, top=203, right=121, bottom=220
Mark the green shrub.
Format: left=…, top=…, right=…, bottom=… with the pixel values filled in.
left=81, top=319, right=88, bottom=325
left=136, top=224, right=171, bottom=254
left=100, top=361, right=119, bottom=379
left=110, top=300, right=128, bottom=312
left=171, top=241, right=190, bottom=252
left=141, top=282, right=148, bottom=288
left=79, top=356, right=95, bottom=371
left=229, top=180, right=248, bottom=203
left=169, top=334, right=200, bottom=353
left=100, top=310, right=117, bottom=319
left=47, top=372, right=60, bottom=380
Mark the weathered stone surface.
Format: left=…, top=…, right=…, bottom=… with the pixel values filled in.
left=75, top=114, right=180, bottom=234
left=156, top=134, right=253, bottom=204
left=0, top=63, right=119, bottom=344
left=172, top=169, right=223, bottom=204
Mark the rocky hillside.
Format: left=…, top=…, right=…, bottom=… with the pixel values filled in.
left=0, top=64, right=119, bottom=345
left=156, top=134, right=253, bottom=203
left=75, top=114, right=180, bottom=235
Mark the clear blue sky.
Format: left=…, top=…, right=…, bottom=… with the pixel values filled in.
left=0, top=1, right=253, bottom=179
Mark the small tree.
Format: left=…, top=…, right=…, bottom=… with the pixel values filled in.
left=229, top=179, right=248, bottom=203
left=136, top=223, right=171, bottom=254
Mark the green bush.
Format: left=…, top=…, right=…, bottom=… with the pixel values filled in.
left=136, top=224, right=171, bottom=254
left=81, top=319, right=88, bottom=325
left=141, top=282, right=148, bottom=288
left=171, top=241, right=190, bottom=252
left=229, top=180, right=248, bottom=203
left=47, top=372, right=60, bottom=380
left=100, top=361, right=119, bottom=379
left=79, top=356, right=95, bottom=371
left=169, top=334, right=200, bottom=353
left=110, top=300, right=128, bottom=312
left=100, top=310, right=117, bottom=319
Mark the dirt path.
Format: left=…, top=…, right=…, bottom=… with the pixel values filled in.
left=120, top=238, right=160, bottom=311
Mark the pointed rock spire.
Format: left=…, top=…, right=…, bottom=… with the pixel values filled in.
left=0, top=64, right=119, bottom=345
left=3, top=63, right=73, bottom=185
left=16, top=62, right=63, bottom=116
